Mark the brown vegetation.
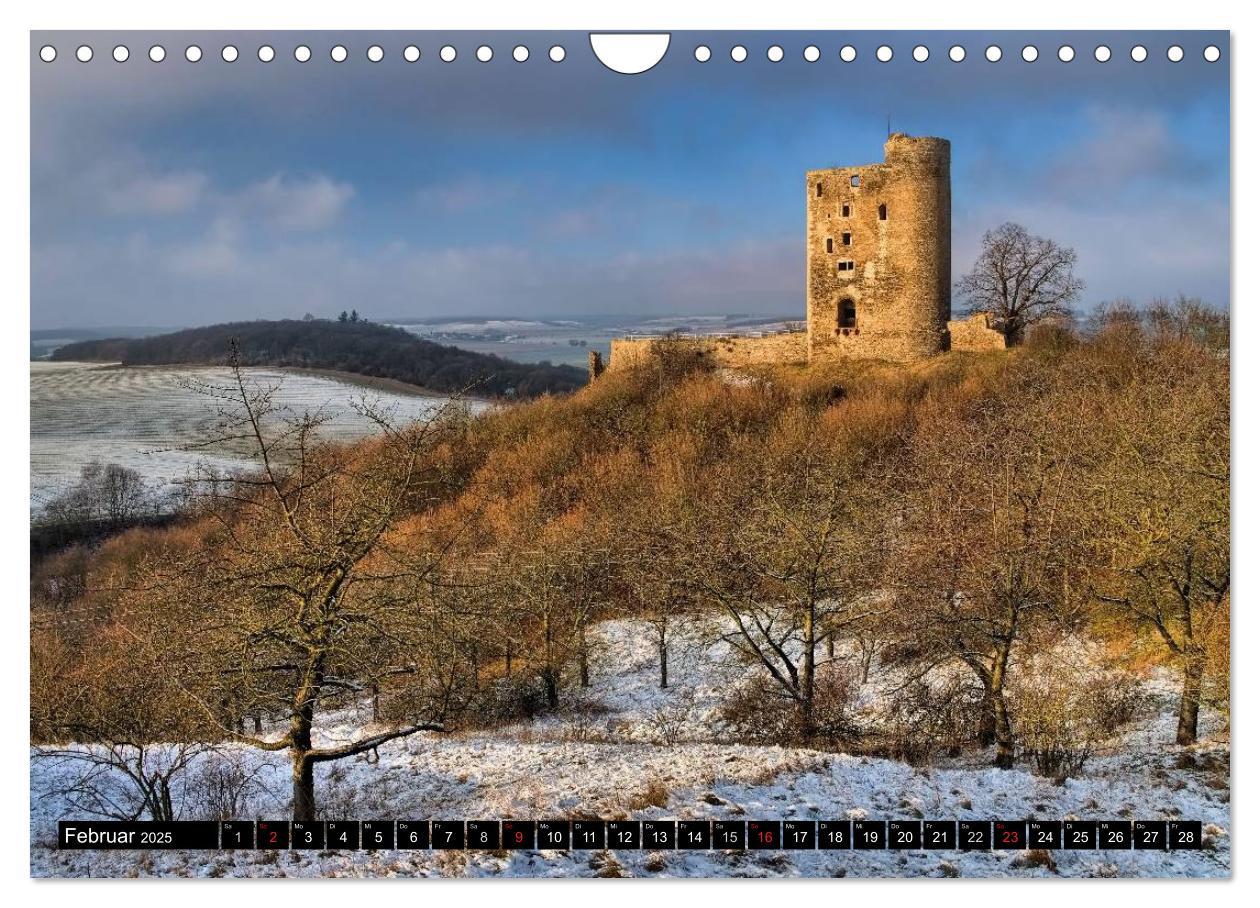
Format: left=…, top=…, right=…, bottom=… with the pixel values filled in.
left=32, top=300, right=1229, bottom=818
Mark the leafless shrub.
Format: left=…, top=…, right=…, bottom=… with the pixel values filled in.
left=478, top=674, right=551, bottom=724
left=646, top=687, right=700, bottom=745
left=1010, top=665, right=1145, bottom=779
left=718, top=666, right=861, bottom=749
left=877, top=675, right=987, bottom=764
left=35, top=742, right=211, bottom=822
left=188, top=750, right=277, bottom=821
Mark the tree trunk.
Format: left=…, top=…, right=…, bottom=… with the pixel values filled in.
left=290, top=670, right=318, bottom=821
left=989, top=645, right=1014, bottom=769
left=371, top=683, right=380, bottom=721
left=992, top=692, right=1015, bottom=769
left=292, top=752, right=316, bottom=822
left=658, top=626, right=668, bottom=689
left=801, top=603, right=816, bottom=737
left=504, top=643, right=512, bottom=676
left=543, top=670, right=559, bottom=710
left=542, top=610, right=558, bottom=708
left=253, top=714, right=263, bottom=734
left=579, top=620, right=591, bottom=688
left=1177, top=645, right=1206, bottom=746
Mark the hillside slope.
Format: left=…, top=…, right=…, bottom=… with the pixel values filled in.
left=50, top=319, right=587, bottom=398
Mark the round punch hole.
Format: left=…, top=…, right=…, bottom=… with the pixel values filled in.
left=730, top=45, right=747, bottom=62
left=1167, top=45, right=1184, bottom=62
left=113, top=45, right=129, bottom=63
left=876, top=45, right=893, bottom=62
left=331, top=45, right=349, bottom=63
left=221, top=45, right=238, bottom=62
left=1131, top=45, right=1148, bottom=62
left=549, top=45, right=566, bottom=62
left=840, top=45, right=856, bottom=62
left=367, top=45, right=384, bottom=62
left=295, top=45, right=312, bottom=62
left=477, top=45, right=493, bottom=62
left=694, top=45, right=711, bottom=62
left=1058, top=45, right=1075, bottom=62
left=985, top=45, right=1002, bottom=62
left=440, top=45, right=456, bottom=62
left=185, top=45, right=202, bottom=62
left=404, top=45, right=421, bottom=62
left=803, top=45, right=820, bottom=62
left=1022, top=45, right=1038, bottom=62
left=39, top=45, right=57, bottom=62
left=149, top=45, right=166, bottom=63
left=1095, top=45, right=1111, bottom=62
left=949, top=45, right=965, bottom=62
left=258, top=45, right=275, bottom=63
left=913, top=45, right=929, bottom=62
left=513, top=45, right=528, bottom=62
left=1204, top=45, right=1220, bottom=62
left=76, top=45, right=93, bottom=63
left=767, top=45, right=784, bottom=62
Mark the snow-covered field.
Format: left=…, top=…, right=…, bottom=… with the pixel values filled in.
left=30, top=362, right=478, bottom=515
left=29, top=619, right=1230, bottom=879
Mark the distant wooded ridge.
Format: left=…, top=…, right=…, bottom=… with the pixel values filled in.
left=49, top=318, right=588, bottom=398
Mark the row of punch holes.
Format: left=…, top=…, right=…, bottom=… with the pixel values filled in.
left=38, top=42, right=1222, bottom=66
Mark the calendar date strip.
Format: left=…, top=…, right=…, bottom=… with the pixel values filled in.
left=58, top=819, right=1204, bottom=851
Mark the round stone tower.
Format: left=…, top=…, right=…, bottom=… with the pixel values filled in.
left=881, top=134, right=951, bottom=358
left=805, top=133, right=951, bottom=361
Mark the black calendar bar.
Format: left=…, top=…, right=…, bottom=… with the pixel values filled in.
left=58, top=821, right=220, bottom=850
left=56, top=819, right=1206, bottom=851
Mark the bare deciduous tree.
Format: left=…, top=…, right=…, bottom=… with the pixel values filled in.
left=675, top=420, right=886, bottom=739
left=123, top=353, right=477, bottom=820
left=957, top=222, right=1084, bottom=343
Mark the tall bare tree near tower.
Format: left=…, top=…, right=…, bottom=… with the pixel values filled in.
left=956, top=222, right=1084, bottom=343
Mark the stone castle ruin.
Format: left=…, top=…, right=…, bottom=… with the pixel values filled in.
left=605, top=134, right=1006, bottom=374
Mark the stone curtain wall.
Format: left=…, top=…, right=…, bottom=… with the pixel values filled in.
left=947, top=313, right=1009, bottom=352
left=608, top=332, right=809, bottom=371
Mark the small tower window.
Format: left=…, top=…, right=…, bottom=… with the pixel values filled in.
left=839, top=299, right=857, bottom=329
left=842, top=232, right=852, bottom=246
left=826, top=237, right=834, bottom=253
left=842, top=204, right=851, bottom=217
left=850, top=175, right=861, bottom=187
left=816, top=182, right=823, bottom=197
left=879, top=203, right=887, bottom=220
left=837, top=260, right=855, bottom=272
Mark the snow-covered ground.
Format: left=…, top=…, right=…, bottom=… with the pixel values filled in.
left=29, top=618, right=1230, bottom=878
left=30, top=362, right=479, bottom=516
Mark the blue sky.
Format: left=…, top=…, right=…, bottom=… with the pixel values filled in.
left=30, top=30, right=1229, bottom=329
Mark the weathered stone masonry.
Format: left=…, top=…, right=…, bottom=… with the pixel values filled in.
left=607, top=134, right=1005, bottom=371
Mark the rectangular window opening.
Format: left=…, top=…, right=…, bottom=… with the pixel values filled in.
left=879, top=203, right=887, bottom=221
left=840, top=300, right=857, bottom=329
left=842, top=204, right=850, bottom=217
left=826, top=237, right=834, bottom=253
left=850, top=175, right=861, bottom=187
left=815, top=182, right=823, bottom=197
left=842, top=232, right=852, bottom=246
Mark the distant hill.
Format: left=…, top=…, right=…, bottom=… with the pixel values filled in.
left=50, top=319, right=588, bottom=398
